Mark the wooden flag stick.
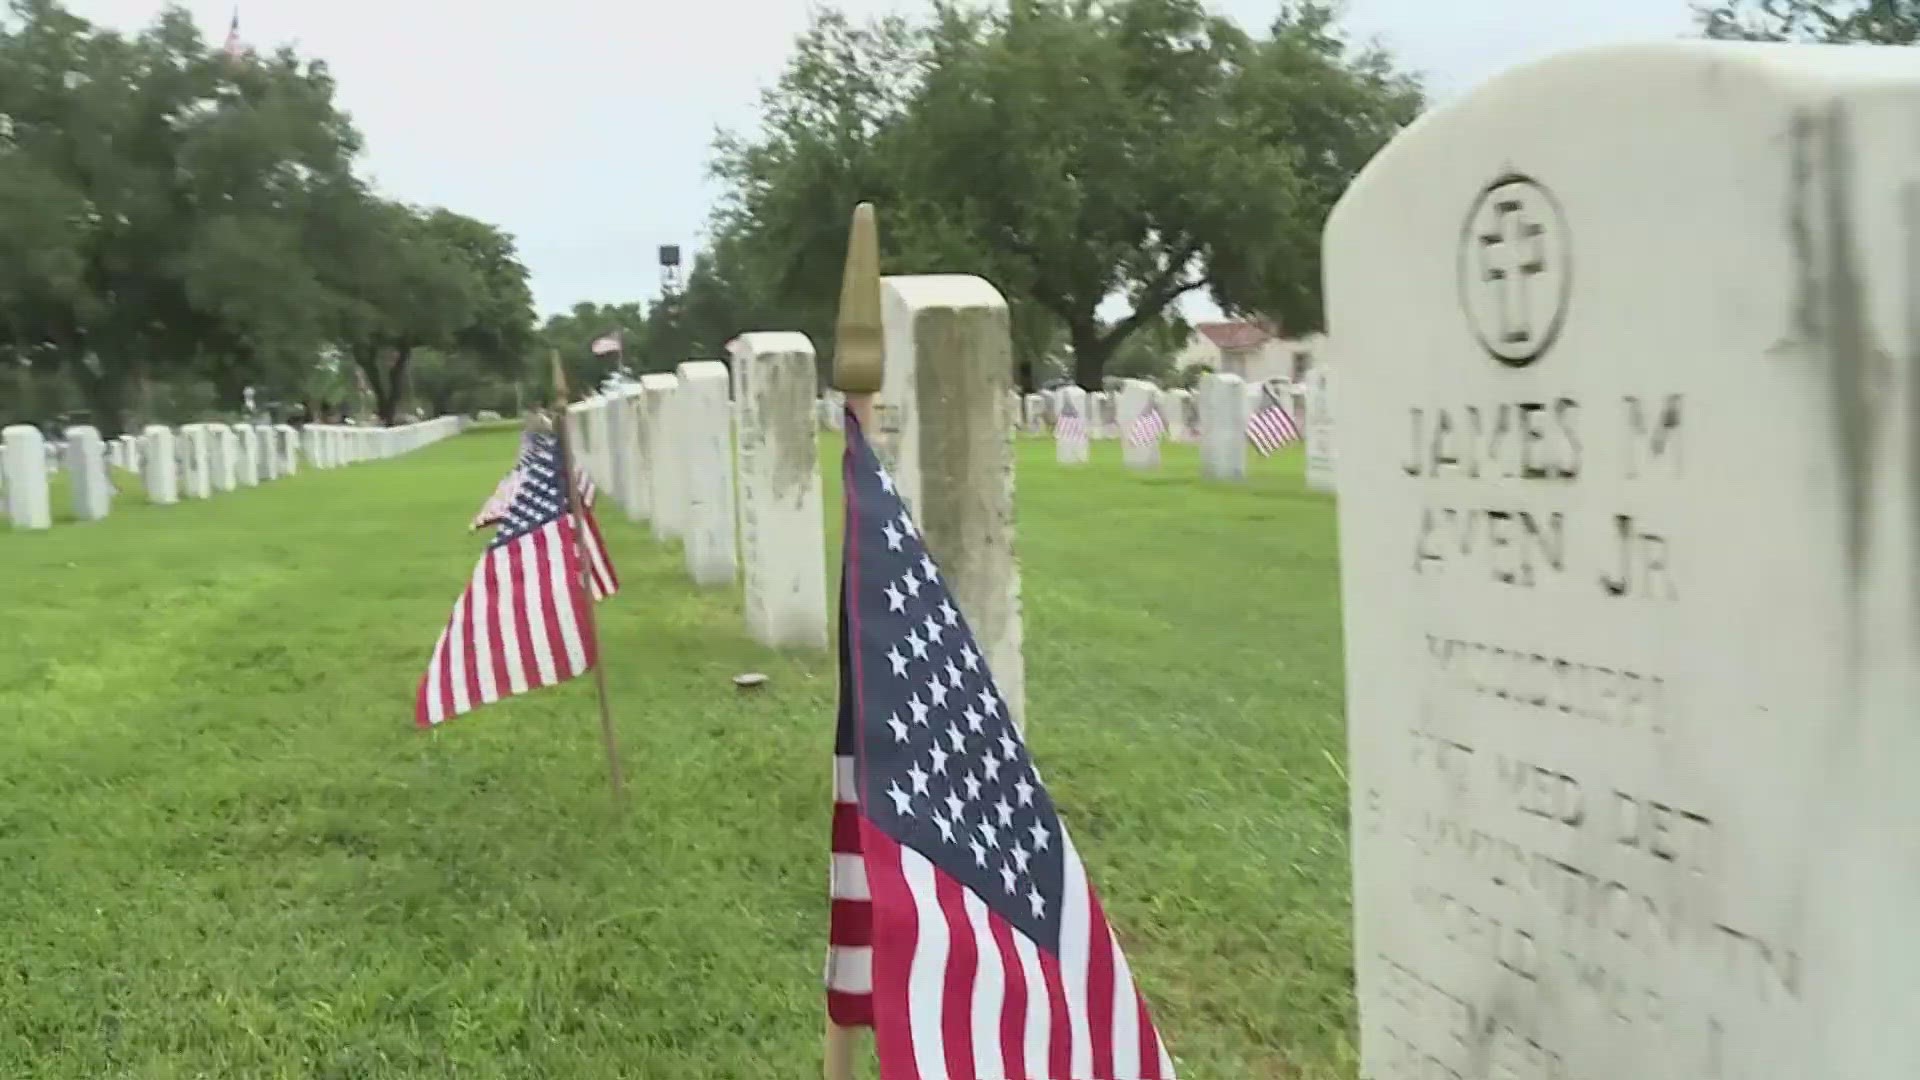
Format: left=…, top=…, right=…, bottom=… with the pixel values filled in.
left=550, top=349, right=626, bottom=806
left=824, top=201, right=882, bottom=1080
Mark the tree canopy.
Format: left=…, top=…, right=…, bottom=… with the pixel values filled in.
left=0, top=0, right=535, bottom=433
left=704, top=0, right=1421, bottom=389
left=1696, top=0, right=1920, bottom=42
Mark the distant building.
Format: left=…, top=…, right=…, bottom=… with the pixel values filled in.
left=1173, top=321, right=1327, bottom=386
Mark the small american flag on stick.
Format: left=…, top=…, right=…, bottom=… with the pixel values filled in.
left=1052, top=398, right=1087, bottom=451
left=1246, top=384, right=1301, bottom=457
left=472, top=429, right=596, bottom=532
left=827, top=409, right=1175, bottom=1079
left=418, top=431, right=618, bottom=727
left=1122, top=403, right=1166, bottom=449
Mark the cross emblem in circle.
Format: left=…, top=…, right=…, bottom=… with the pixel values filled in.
left=1458, top=174, right=1571, bottom=367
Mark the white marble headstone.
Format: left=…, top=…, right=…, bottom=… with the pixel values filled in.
left=2, top=425, right=51, bottom=529
left=676, top=361, right=739, bottom=588
left=730, top=333, right=829, bottom=648
left=64, top=426, right=110, bottom=521
left=1327, top=42, right=1920, bottom=1080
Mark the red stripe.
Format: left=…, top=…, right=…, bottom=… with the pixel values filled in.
left=831, top=802, right=861, bottom=853
left=1138, top=992, right=1165, bottom=1078
left=531, top=529, right=572, bottom=680
left=583, top=509, right=618, bottom=596
left=863, top=828, right=922, bottom=1080
left=1086, top=890, right=1118, bottom=1078
left=436, top=596, right=460, bottom=724
left=412, top=637, right=437, bottom=727
left=459, top=574, right=484, bottom=709
left=828, top=899, right=872, bottom=947
left=827, top=988, right=873, bottom=1028
left=933, top=873, right=977, bottom=1080
left=1039, top=945, right=1073, bottom=1076
left=989, top=912, right=1028, bottom=1078
left=481, top=553, right=512, bottom=697
left=507, top=540, right=539, bottom=684
left=561, top=519, right=599, bottom=668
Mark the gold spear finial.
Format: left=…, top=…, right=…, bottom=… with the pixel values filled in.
left=833, top=202, right=884, bottom=394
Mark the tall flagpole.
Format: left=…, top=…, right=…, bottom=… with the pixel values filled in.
left=550, top=349, right=626, bottom=805
left=824, top=201, right=883, bottom=1080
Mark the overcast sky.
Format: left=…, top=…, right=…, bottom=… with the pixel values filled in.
left=65, top=0, right=1698, bottom=318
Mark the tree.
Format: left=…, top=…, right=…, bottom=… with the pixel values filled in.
left=537, top=300, right=650, bottom=400
left=710, top=0, right=1420, bottom=390
left=1696, top=0, right=1920, bottom=41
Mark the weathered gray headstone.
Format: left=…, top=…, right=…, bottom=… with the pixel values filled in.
left=180, top=425, right=212, bottom=499
left=210, top=425, right=239, bottom=492
left=3, top=425, right=51, bottom=529
left=236, top=425, right=259, bottom=487
left=875, top=274, right=1025, bottom=729
left=275, top=424, right=297, bottom=476
left=1055, top=385, right=1090, bottom=466
left=731, top=332, right=829, bottom=648
left=142, top=425, right=178, bottom=505
left=609, top=388, right=645, bottom=523
left=1327, top=42, right=1920, bottom=1080
left=1198, top=372, right=1247, bottom=481
left=1118, top=378, right=1161, bottom=470
left=676, top=360, right=739, bottom=587
left=640, top=373, right=680, bottom=539
left=253, top=425, right=276, bottom=480
left=1304, top=364, right=1337, bottom=494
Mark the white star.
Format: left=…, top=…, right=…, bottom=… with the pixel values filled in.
left=878, top=468, right=896, bottom=494
left=887, top=714, right=910, bottom=743
left=933, top=812, right=955, bottom=842
left=886, top=782, right=914, bottom=816
left=1028, top=888, right=1046, bottom=919
left=1000, top=862, right=1019, bottom=893
left=885, top=583, right=906, bottom=613
left=947, top=727, right=967, bottom=753
left=978, top=687, right=1001, bottom=717
left=905, top=628, right=928, bottom=659
left=1027, top=820, right=1050, bottom=852
left=977, top=819, right=999, bottom=849
left=908, top=694, right=930, bottom=725
left=963, top=772, right=983, bottom=800
left=1011, top=844, right=1031, bottom=873
left=882, top=520, right=904, bottom=551
left=944, top=660, right=964, bottom=688
left=928, top=677, right=949, bottom=708
left=982, top=751, right=1002, bottom=782
left=923, top=616, right=944, bottom=646
left=919, top=554, right=939, bottom=583
left=901, top=570, right=922, bottom=598
left=900, top=512, right=918, bottom=537
left=886, top=646, right=909, bottom=678
left=960, top=643, right=980, bottom=671
left=944, top=791, right=965, bottom=820
left=963, top=705, right=984, bottom=733
left=929, top=745, right=949, bottom=774
left=994, top=797, right=1014, bottom=826
left=939, top=599, right=960, bottom=627
left=998, top=732, right=1019, bottom=758
left=907, top=762, right=930, bottom=795
left=1014, top=776, right=1035, bottom=806
left=969, top=839, right=988, bottom=867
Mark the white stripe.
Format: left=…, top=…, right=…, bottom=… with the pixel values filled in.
left=544, top=521, right=588, bottom=674
left=518, top=537, right=559, bottom=685
left=585, top=520, right=615, bottom=598
left=826, top=944, right=874, bottom=994
left=831, top=853, right=870, bottom=900
left=1011, top=919, right=1050, bottom=1072
left=834, top=755, right=858, bottom=803
left=445, top=593, right=472, bottom=716
left=1160, top=1033, right=1177, bottom=1077
left=469, top=558, right=499, bottom=706
left=963, top=889, right=1006, bottom=1079
left=1110, top=922, right=1142, bottom=1077
left=422, top=625, right=450, bottom=724
left=899, top=845, right=952, bottom=1080
left=1060, top=833, right=1095, bottom=1077
left=491, top=547, right=530, bottom=695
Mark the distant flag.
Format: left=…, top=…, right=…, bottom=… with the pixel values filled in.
left=418, top=431, right=618, bottom=728
left=221, top=8, right=247, bottom=60
left=826, top=409, right=1175, bottom=1078
left=1246, top=384, right=1301, bottom=456
left=1123, top=402, right=1167, bottom=449
left=589, top=331, right=622, bottom=357
left=1052, top=397, right=1087, bottom=451
left=472, top=429, right=597, bottom=532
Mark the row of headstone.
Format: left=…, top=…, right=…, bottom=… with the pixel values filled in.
left=2, top=417, right=461, bottom=530
left=563, top=276, right=1025, bottom=728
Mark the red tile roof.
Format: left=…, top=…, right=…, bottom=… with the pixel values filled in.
left=1195, top=320, right=1275, bottom=350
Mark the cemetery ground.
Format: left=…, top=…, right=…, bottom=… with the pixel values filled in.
left=1, top=426, right=1348, bottom=1079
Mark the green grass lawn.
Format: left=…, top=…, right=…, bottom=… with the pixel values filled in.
left=0, top=428, right=1351, bottom=1079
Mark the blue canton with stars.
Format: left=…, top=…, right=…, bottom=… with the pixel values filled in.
left=836, top=409, right=1065, bottom=950
left=492, top=432, right=571, bottom=550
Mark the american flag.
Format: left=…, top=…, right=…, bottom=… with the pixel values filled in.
left=417, top=432, right=618, bottom=728
left=1052, top=398, right=1087, bottom=450
left=589, top=332, right=622, bottom=356
left=472, top=431, right=596, bottom=531
left=1246, top=384, right=1301, bottom=457
left=221, top=9, right=247, bottom=59
left=826, top=409, right=1175, bottom=1079
left=1122, top=404, right=1166, bottom=449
